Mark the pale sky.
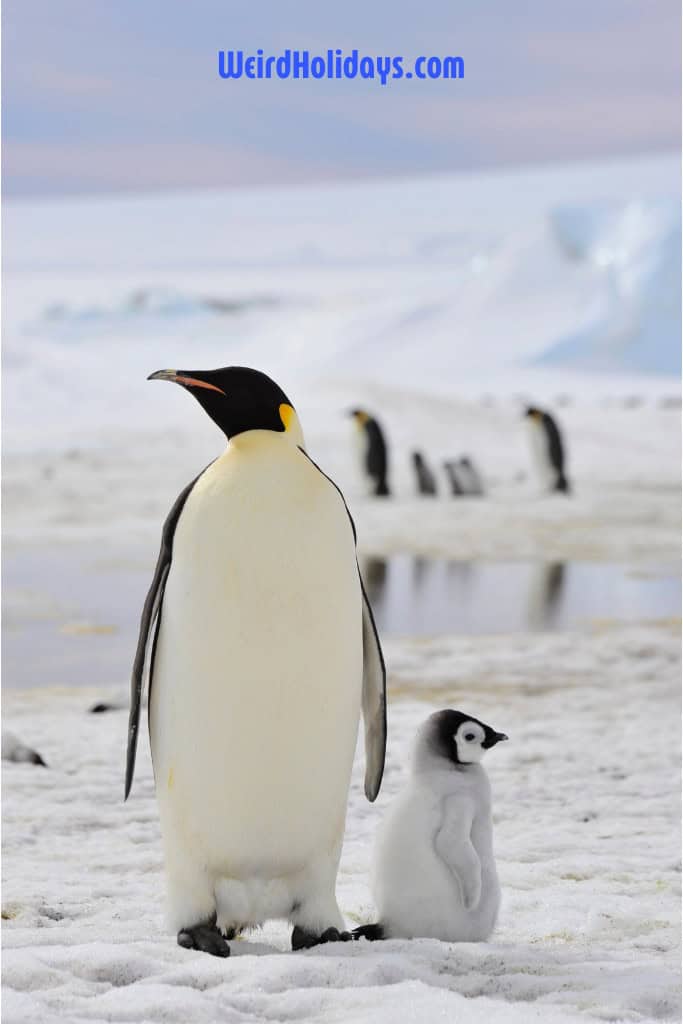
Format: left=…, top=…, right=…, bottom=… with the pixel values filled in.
left=2, top=0, right=681, bottom=196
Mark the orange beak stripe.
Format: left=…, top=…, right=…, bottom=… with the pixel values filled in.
left=175, top=375, right=226, bottom=395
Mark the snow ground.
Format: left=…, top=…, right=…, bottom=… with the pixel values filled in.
left=2, top=623, right=680, bottom=1023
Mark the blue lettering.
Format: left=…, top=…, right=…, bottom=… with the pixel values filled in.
left=292, top=50, right=309, bottom=78
left=343, top=49, right=359, bottom=78
left=276, top=49, right=291, bottom=78
left=376, top=56, right=391, bottom=86
left=359, top=56, right=374, bottom=79
left=310, top=56, right=325, bottom=79
left=443, top=56, right=464, bottom=79
left=218, top=51, right=243, bottom=79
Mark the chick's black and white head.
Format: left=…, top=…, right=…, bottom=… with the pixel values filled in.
left=427, top=709, right=508, bottom=767
left=148, top=365, right=304, bottom=445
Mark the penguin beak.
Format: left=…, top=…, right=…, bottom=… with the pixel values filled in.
left=483, top=731, right=508, bottom=748
left=148, top=369, right=226, bottom=395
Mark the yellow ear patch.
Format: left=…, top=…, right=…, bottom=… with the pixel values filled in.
left=167, top=766, right=174, bottom=790
left=354, top=411, right=369, bottom=425
left=279, top=403, right=296, bottom=431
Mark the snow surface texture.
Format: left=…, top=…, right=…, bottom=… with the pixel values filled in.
left=3, top=624, right=680, bottom=1023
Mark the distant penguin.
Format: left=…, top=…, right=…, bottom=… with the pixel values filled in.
left=412, top=451, right=438, bottom=496
left=126, top=367, right=387, bottom=957
left=354, top=709, right=507, bottom=943
left=524, top=407, right=570, bottom=494
left=442, top=461, right=465, bottom=496
left=349, top=410, right=390, bottom=497
left=2, top=730, right=47, bottom=767
left=456, top=457, right=485, bottom=496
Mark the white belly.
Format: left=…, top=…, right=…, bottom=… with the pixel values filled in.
left=526, top=420, right=552, bottom=489
left=351, top=423, right=373, bottom=495
left=150, top=432, right=363, bottom=892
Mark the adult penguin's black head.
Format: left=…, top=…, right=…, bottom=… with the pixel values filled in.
left=148, top=366, right=303, bottom=443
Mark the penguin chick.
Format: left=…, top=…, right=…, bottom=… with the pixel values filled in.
left=2, top=730, right=47, bottom=767
left=442, top=461, right=465, bottom=496
left=457, top=457, right=485, bottom=497
left=355, top=709, right=507, bottom=942
left=412, top=451, right=438, bottom=496
left=349, top=409, right=390, bottom=497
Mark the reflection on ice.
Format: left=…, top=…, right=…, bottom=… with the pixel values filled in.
left=2, top=549, right=679, bottom=689
left=359, top=556, right=678, bottom=636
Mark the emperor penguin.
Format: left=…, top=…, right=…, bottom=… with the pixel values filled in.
left=411, top=451, right=438, bottom=496
left=524, top=407, right=570, bottom=494
left=126, top=366, right=387, bottom=957
left=349, top=409, right=390, bottom=497
left=442, top=461, right=465, bottom=496
left=354, top=709, right=507, bottom=943
left=456, top=456, right=485, bottom=497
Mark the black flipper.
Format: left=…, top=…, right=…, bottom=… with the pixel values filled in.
left=124, top=466, right=212, bottom=800
left=297, top=448, right=387, bottom=802
left=359, top=572, right=387, bottom=801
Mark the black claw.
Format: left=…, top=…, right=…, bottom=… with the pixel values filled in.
left=177, top=920, right=230, bottom=957
left=352, top=923, right=385, bottom=942
left=292, top=925, right=353, bottom=950
left=292, top=925, right=317, bottom=950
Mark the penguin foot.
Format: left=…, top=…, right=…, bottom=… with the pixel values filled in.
left=291, top=925, right=352, bottom=950
left=352, top=923, right=385, bottom=941
left=177, top=917, right=230, bottom=957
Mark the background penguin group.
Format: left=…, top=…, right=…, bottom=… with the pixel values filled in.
left=351, top=404, right=570, bottom=498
